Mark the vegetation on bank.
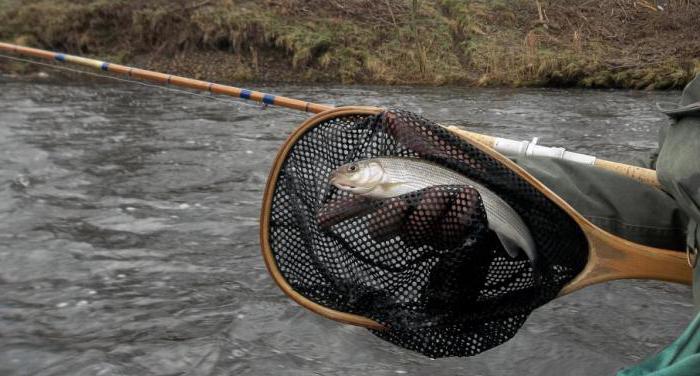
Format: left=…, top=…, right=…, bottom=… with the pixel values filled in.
left=0, top=0, right=698, bottom=88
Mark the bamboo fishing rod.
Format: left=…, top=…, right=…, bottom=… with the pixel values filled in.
left=0, top=42, right=661, bottom=189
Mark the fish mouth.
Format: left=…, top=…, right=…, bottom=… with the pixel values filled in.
left=330, top=177, right=357, bottom=190
left=330, top=172, right=369, bottom=192
left=329, top=172, right=354, bottom=189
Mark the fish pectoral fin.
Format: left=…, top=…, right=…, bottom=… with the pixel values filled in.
left=377, top=181, right=407, bottom=192
left=495, top=233, right=522, bottom=259
left=382, top=181, right=407, bottom=187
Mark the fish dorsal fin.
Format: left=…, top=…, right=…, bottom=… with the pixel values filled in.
left=495, top=232, right=522, bottom=259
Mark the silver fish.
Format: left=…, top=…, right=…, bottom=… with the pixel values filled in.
left=329, top=157, right=537, bottom=263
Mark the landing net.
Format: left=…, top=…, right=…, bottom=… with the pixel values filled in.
left=262, top=108, right=588, bottom=357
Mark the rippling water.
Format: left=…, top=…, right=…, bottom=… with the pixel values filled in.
left=0, top=75, right=694, bottom=376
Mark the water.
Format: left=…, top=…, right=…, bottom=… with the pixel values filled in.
left=0, top=74, right=694, bottom=376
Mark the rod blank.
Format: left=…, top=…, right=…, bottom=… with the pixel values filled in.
left=0, top=42, right=332, bottom=114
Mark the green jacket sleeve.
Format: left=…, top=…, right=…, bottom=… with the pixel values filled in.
left=514, top=157, right=687, bottom=251
left=617, top=313, right=700, bottom=376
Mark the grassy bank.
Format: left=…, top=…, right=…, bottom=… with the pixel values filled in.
left=1, top=0, right=699, bottom=88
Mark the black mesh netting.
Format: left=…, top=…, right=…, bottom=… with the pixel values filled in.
left=267, top=109, right=588, bottom=357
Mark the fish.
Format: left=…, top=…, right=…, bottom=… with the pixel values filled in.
left=329, top=156, right=537, bottom=264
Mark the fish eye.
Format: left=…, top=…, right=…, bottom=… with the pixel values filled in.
left=348, top=164, right=358, bottom=172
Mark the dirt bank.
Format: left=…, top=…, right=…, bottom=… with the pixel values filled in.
left=1, top=0, right=698, bottom=88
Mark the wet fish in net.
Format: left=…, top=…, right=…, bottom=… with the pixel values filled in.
left=329, top=156, right=538, bottom=265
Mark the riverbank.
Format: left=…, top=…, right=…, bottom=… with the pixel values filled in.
left=1, top=0, right=698, bottom=89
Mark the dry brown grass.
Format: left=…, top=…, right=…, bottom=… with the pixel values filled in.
left=0, top=0, right=698, bottom=88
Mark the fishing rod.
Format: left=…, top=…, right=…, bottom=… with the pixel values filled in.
left=0, top=42, right=330, bottom=113
left=0, top=42, right=661, bottom=189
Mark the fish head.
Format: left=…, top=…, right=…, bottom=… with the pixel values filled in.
left=330, top=160, right=385, bottom=195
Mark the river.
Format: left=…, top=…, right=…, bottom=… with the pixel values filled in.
left=0, top=74, right=694, bottom=375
